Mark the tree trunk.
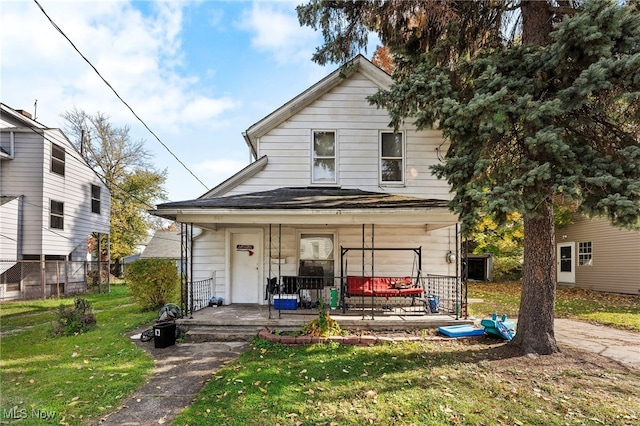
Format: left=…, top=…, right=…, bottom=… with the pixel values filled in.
left=521, top=0, right=553, bottom=46
left=511, top=202, right=559, bottom=354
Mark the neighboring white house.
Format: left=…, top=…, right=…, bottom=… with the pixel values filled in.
left=555, top=216, right=640, bottom=295
left=0, top=103, right=111, bottom=299
left=152, top=55, right=461, bottom=313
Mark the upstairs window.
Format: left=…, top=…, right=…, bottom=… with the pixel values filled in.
left=312, top=130, right=336, bottom=184
left=578, top=241, right=593, bottom=266
left=380, top=132, right=404, bottom=183
left=51, top=143, right=65, bottom=176
left=50, top=200, right=64, bottom=230
left=91, top=184, right=101, bottom=214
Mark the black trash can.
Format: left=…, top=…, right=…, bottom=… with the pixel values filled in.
left=153, top=322, right=176, bottom=348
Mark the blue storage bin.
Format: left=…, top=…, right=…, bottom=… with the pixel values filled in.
left=274, top=295, right=298, bottom=310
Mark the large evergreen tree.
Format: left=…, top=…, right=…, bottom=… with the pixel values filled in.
left=298, top=0, right=640, bottom=354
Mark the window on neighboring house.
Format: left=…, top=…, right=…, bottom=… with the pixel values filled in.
left=299, top=233, right=335, bottom=284
left=91, top=184, right=101, bottom=214
left=51, top=143, right=65, bottom=176
left=50, top=200, right=64, bottom=230
left=578, top=241, right=592, bottom=266
left=312, top=130, right=336, bottom=184
left=380, top=131, right=404, bottom=183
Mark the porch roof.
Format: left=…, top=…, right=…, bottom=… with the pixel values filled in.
left=152, top=187, right=458, bottom=228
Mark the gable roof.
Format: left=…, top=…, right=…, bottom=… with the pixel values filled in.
left=140, top=230, right=181, bottom=260
left=242, top=55, right=391, bottom=159
left=199, top=155, right=268, bottom=199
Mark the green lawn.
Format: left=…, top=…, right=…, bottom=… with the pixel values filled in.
left=173, top=283, right=640, bottom=426
left=2, top=282, right=638, bottom=426
left=467, top=281, right=640, bottom=331
left=0, top=286, right=157, bottom=425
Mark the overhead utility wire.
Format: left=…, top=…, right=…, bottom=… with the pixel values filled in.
left=32, top=0, right=210, bottom=191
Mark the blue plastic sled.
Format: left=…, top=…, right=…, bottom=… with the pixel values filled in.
left=438, top=325, right=485, bottom=338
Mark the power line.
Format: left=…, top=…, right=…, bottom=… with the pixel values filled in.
left=32, top=0, right=210, bottom=192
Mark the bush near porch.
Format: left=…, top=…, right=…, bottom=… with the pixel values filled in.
left=125, top=258, right=180, bottom=310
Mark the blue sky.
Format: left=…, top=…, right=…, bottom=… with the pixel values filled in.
left=1, top=0, right=379, bottom=202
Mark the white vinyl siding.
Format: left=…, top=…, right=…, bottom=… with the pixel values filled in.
left=0, top=115, right=110, bottom=259
left=224, top=72, right=451, bottom=199
left=191, top=224, right=459, bottom=305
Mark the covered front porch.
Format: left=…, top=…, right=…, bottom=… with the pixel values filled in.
left=152, top=187, right=467, bottom=324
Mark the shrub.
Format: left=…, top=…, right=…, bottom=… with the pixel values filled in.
left=53, top=297, right=97, bottom=336
left=492, top=256, right=523, bottom=282
left=303, top=299, right=343, bottom=337
left=125, top=258, right=180, bottom=310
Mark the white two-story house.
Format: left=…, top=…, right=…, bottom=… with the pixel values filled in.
left=0, top=103, right=111, bottom=299
left=152, top=56, right=461, bottom=314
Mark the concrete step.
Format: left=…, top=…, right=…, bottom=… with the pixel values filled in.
left=184, top=328, right=258, bottom=343
left=183, top=324, right=305, bottom=343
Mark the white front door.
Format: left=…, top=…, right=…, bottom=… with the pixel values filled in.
left=557, top=242, right=575, bottom=284
left=230, top=232, right=261, bottom=304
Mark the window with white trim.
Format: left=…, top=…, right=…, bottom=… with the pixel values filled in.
left=91, top=184, right=101, bottom=214
left=312, top=131, right=336, bottom=184
left=578, top=241, right=592, bottom=266
left=299, top=233, right=334, bottom=283
left=51, top=143, right=65, bottom=176
left=380, top=131, right=404, bottom=183
left=50, top=200, right=64, bottom=230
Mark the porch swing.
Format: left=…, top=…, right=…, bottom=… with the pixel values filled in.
left=340, top=225, right=427, bottom=317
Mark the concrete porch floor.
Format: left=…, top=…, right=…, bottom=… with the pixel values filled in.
left=178, top=304, right=472, bottom=340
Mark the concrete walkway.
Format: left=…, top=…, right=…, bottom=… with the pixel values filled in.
left=554, top=318, right=640, bottom=368
left=99, top=339, right=250, bottom=426
left=98, top=318, right=639, bottom=426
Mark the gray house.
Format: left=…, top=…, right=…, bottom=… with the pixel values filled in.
left=555, top=216, right=640, bottom=295
left=0, top=103, right=111, bottom=299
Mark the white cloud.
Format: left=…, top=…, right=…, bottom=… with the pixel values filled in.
left=192, top=158, right=250, bottom=187
left=238, top=1, right=320, bottom=65
left=0, top=0, right=236, bottom=132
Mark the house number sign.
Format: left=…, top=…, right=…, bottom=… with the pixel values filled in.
left=236, top=244, right=255, bottom=256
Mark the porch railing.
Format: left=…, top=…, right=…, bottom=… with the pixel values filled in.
left=267, top=273, right=465, bottom=319
left=423, top=274, right=463, bottom=319
left=185, top=277, right=215, bottom=318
